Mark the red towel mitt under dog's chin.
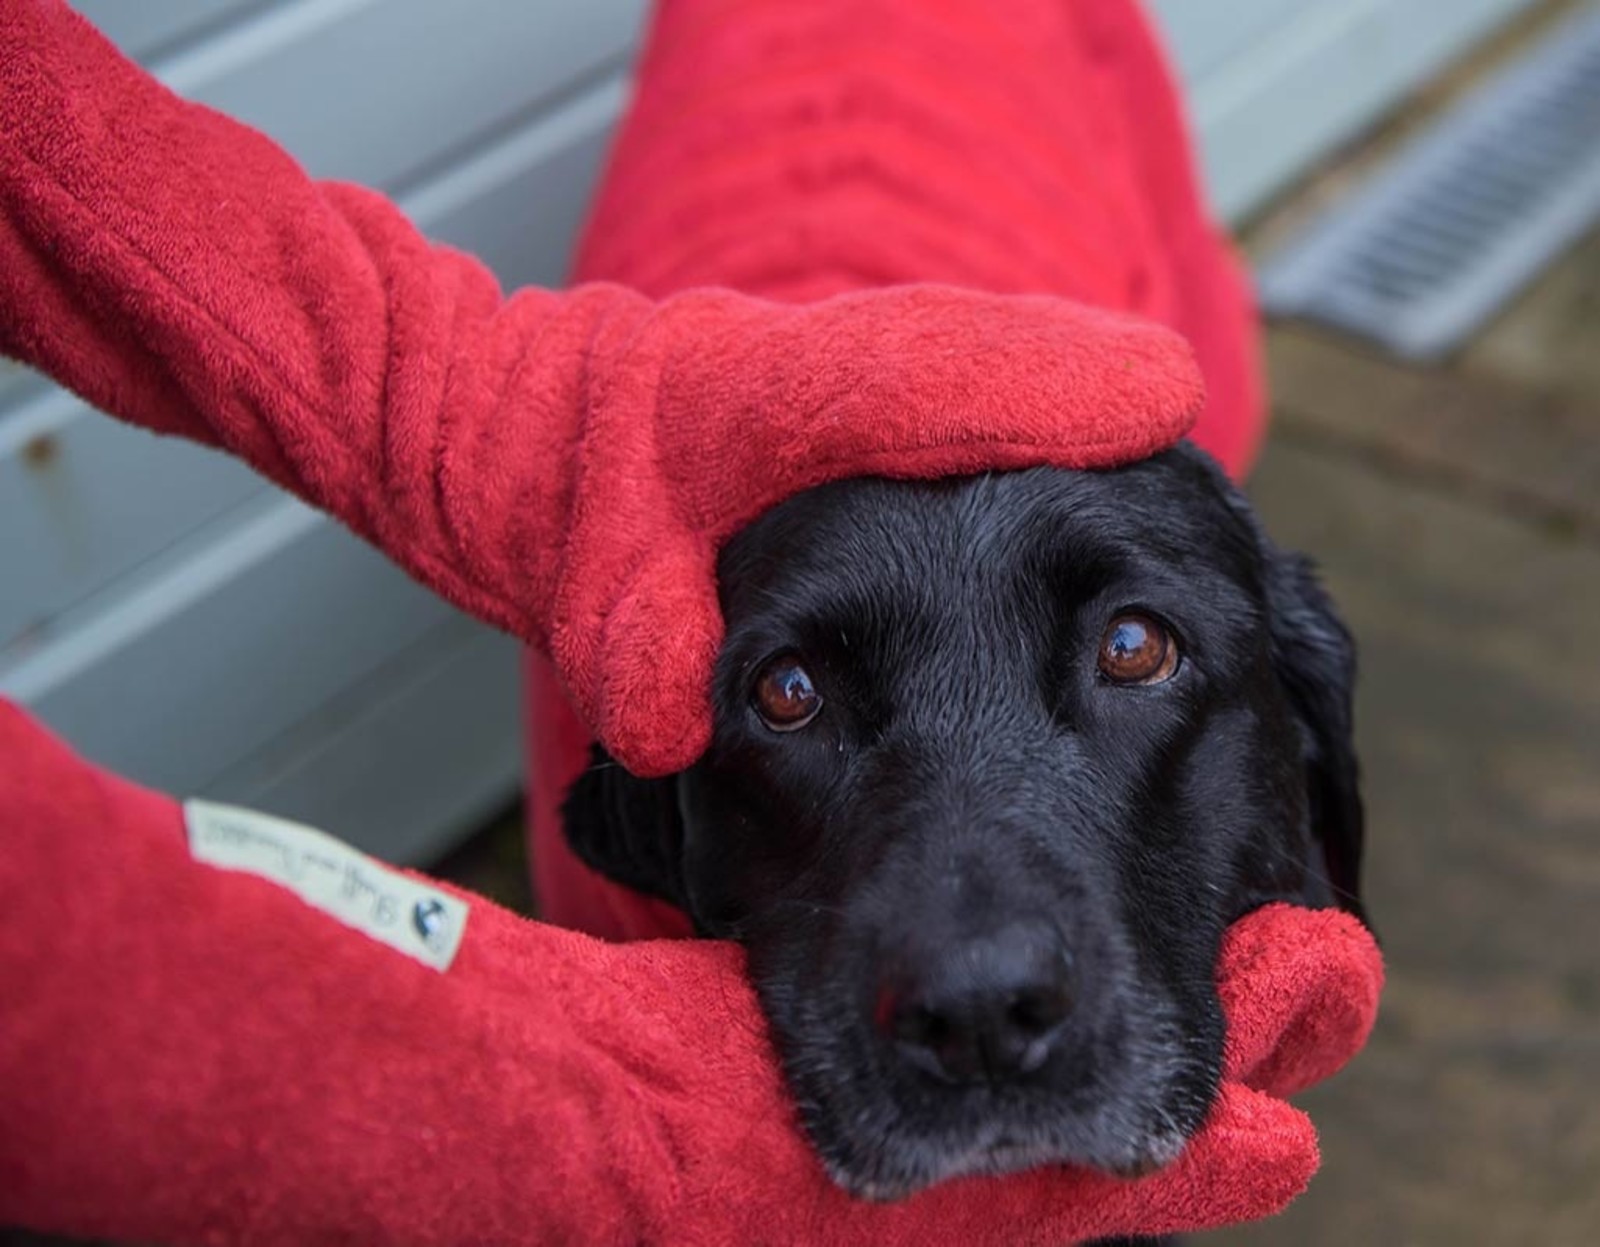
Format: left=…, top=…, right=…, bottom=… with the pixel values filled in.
left=0, top=701, right=1381, bottom=1247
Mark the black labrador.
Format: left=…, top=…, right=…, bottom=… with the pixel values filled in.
left=564, top=444, right=1364, bottom=1217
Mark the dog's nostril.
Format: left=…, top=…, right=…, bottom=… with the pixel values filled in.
left=894, top=1005, right=949, bottom=1048
left=1006, top=985, right=1072, bottom=1036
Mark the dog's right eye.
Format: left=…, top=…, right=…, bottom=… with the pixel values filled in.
left=1097, top=612, right=1180, bottom=685
left=752, top=655, right=824, bottom=732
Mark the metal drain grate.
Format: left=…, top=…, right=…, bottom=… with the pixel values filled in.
left=1258, top=3, right=1600, bottom=360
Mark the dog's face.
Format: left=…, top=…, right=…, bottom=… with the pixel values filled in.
left=565, top=445, right=1363, bottom=1198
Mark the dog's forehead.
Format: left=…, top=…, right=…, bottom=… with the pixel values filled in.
left=717, top=450, right=1252, bottom=618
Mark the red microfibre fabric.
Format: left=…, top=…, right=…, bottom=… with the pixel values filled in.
left=0, top=0, right=1383, bottom=1241
left=0, top=701, right=1382, bottom=1246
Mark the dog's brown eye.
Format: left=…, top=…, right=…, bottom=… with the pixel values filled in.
left=1098, top=613, right=1179, bottom=685
left=752, top=655, right=823, bottom=731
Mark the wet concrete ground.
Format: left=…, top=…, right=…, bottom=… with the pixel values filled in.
left=1207, top=9, right=1600, bottom=1227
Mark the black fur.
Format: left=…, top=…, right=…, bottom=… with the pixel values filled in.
left=563, top=444, right=1363, bottom=1203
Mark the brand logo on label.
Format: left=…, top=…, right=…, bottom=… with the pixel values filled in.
left=413, top=898, right=451, bottom=949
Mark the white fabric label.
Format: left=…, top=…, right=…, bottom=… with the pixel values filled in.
left=184, top=799, right=469, bottom=972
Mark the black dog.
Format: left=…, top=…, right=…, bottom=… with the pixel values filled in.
left=564, top=444, right=1364, bottom=1209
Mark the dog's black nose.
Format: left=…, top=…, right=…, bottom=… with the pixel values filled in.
left=878, top=921, right=1074, bottom=1083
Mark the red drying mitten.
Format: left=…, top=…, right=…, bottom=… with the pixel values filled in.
left=0, top=0, right=1204, bottom=777
left=0, top=700, right=1382, bottom=1246
left=576, top=0, right=1265, bottom=476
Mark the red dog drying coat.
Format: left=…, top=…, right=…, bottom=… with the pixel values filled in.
left=533, top=0, right=1267, bottom=940
left=0, top=0, right=1382, bottom=1243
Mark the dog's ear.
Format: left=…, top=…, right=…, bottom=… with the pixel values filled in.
left=1182, top=443, right=1366, bottom=920
left=559, top=745, right=688, bottom=909
left=1261, top=546, right=1367, bottom=921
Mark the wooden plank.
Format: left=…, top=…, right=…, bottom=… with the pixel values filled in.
left=0, top=393, right=265, bottom=646
left=75, top=0, right=268, bottom=61
left=0, top=358, right=44, bottom=411
left=1266, top=326, right=1600, bottom=536
left=204, top=620, right=522, bottom=865
left=1148, top=0, right=1306, bottom=84
left=140, top=0, right=644, bottom=193
left=0, top=494, right=456, bottom=796
left=400, top=76, right=623, bottom=288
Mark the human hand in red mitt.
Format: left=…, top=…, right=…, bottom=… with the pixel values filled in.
left=0, top=702, right=1380, bottom=1247
left=0, top=0, right=1202, bottom=777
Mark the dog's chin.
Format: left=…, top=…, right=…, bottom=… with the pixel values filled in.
left=761, top=964, right=1224, bottom=1201
left=808, top=1096, right=1201, bottom=1202
left=787, top=1032, right=1216, bottom=1201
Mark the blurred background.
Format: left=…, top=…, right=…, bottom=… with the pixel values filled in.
left=2, top=1, right=1597, bottom=1243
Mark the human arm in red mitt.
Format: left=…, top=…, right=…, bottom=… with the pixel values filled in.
left=0, top=700, right=1381, bottom=1247
left=0, top=0, right=1204, bottom=777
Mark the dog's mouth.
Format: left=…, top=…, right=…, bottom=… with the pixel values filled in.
left=771, top=993, right=1220, bottom=1200
left=931, top=1116, right=1192, bottom=1181
left=738, top=896, right=1229, bottom=1199
left=975, top=1119, right=1192, bottom=1180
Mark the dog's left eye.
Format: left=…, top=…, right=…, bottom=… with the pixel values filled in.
left=1098, top=613, right=1180, bottom=685
left=752, top=654, right=824, bottom=731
